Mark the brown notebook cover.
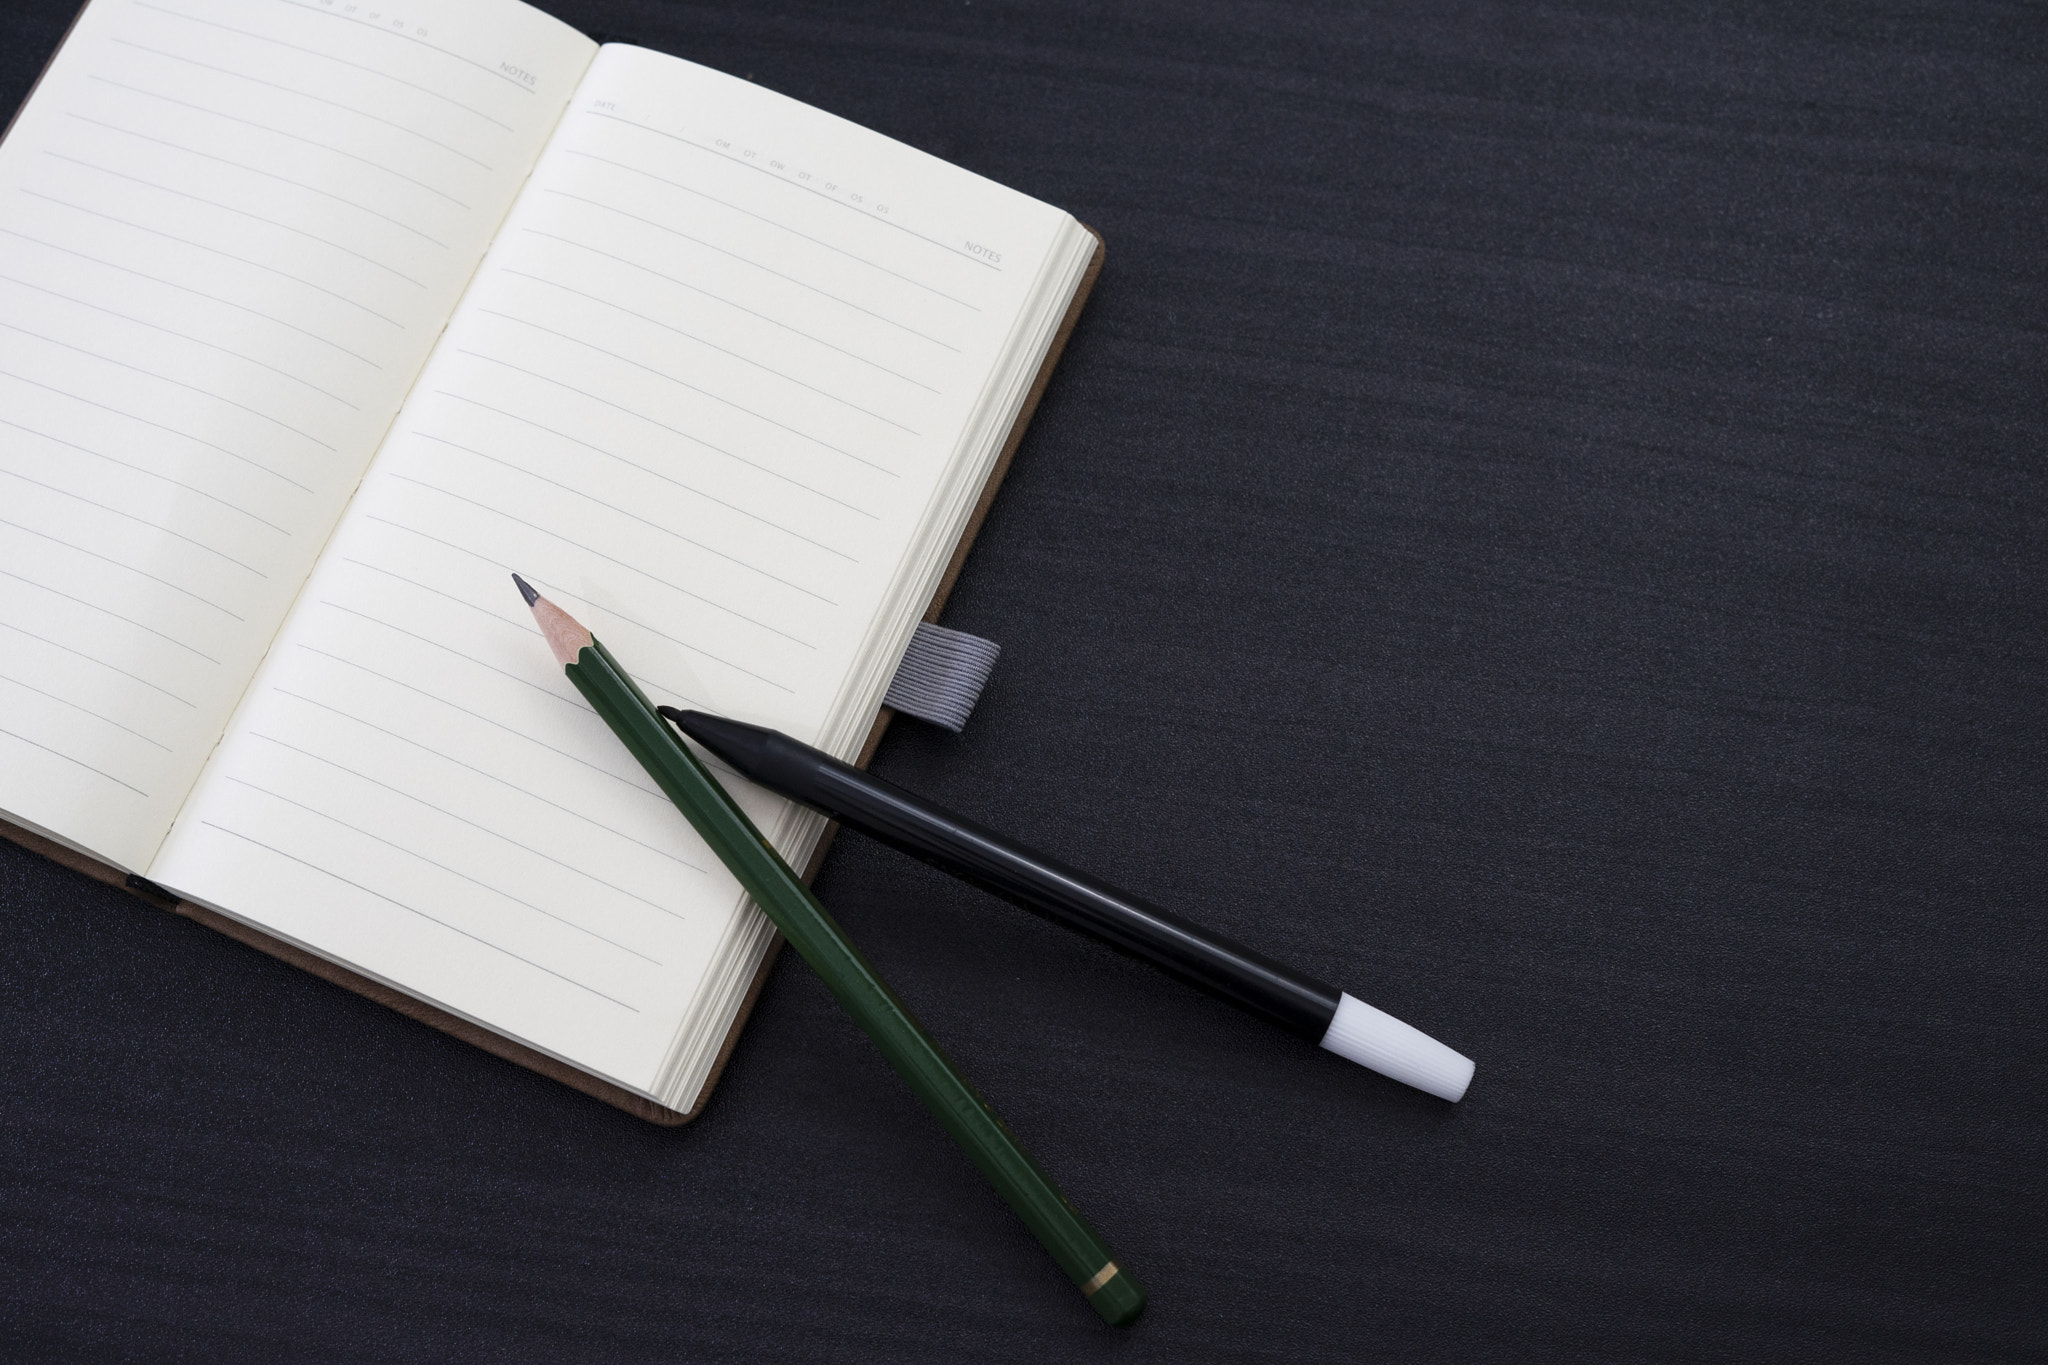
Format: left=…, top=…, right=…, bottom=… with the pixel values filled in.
left=0, top=233, right=1103, bottom=1126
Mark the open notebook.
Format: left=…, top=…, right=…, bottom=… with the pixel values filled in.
left=0, top=0, right=1102, bottom=1121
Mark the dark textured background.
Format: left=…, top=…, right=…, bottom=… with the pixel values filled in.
left=3, top=1, right=2044, bottom=1359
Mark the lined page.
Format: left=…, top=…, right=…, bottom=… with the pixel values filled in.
left=0, top=0, right=592, bottom=869
left=152, top=44, right=1085, bottom=1097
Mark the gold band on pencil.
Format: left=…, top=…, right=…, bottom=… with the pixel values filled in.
left=1081, top=1262, right=1120, bottom=1297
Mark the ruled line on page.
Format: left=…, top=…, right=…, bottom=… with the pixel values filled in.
left=0, top=274, right=358, bottom=409
left=198, top=821, right=641, bottom=1010
left=0, top=726, right=149, bottom=798
left=500, top=568, right=778, bottom=701
left=48, top=153, right=430, bottom=288
left=342, top=531, right=737, bottom=709
left=344, top=526, right=792, bottom=695
left=430, top=392, right=861, bottom=561
left=587, top=110, right=1002, bottom=272
left=338, top=555, right=531, bottom=629
left=560, top=147, right=979, bottom=311
left=450, top=350, right=880, bottom=520
left=66, top=114, right=447, bottom=247
left=532, top=586, right=795, bottom=695
left=0, top=518, right=246, bottom=619
left=0, top=418, right=288, bottom=533
left=310, top=570, right=722, bottom=733
left=21, top=190, right=407, bottom=328
left=311, top=598, right=588, bottom=710
left=221, top=776, right=664, bottom=964
left=0, top=566, right=222, bottom=664
left=478, top=307, right=898, bottom=474
left=539, top=189, right=961, bottom=351
left=326, top=554, right=726, bottom=705
left=0, top=671, right=173, bottom=752
left=496, top=268, right=921, bottom=433
left=517, top=229, right=942, bottom=393
left=245, top=731, right=686, bottom=918
left=128, top=1, right=516, bottom=133
left=268, top=0, right=540, bottom=94
left=267, top=687, right=707, bottom=871
left=89, top=76, right=473, bottom=209
left=0, top=369, right=317, bottom=493
left=338, top=545, right=731, bottom=708
left=0, top=466, right=270, bottom=577
left=412, top=432, right=841, bottom=604
left=0, top=319, right=339, bottom=451
left=109, top=38, right=496, bottom=170
left=0, top=228, right=386, bottom=366
left=291, top=641, right=672, bottom=803
left=0, top=620, right=197, bottom=707
left=380, top=472, right=822, bottom=649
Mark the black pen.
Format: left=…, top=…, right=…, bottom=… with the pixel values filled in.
left=659, top=708, right=1474, bottom=1101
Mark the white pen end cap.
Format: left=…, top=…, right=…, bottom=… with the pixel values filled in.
left=1319, top=992, right=1475, bottom=1102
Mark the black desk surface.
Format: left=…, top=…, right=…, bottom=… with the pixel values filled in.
left=3, top=2, right=2043, bottom=1359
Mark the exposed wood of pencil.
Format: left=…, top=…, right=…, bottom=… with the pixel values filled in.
left=512, top=573, right=592, bottom=665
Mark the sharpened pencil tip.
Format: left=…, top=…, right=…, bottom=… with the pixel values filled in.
left=521, top=582, right=594, bottom=666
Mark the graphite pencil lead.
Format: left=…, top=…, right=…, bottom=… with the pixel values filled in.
left=511, top=573, right=593, bottom=665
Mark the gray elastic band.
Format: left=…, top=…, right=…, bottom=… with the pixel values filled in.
left=882, top=622, right=1000, bottom=733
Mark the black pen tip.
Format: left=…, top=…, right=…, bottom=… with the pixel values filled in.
left=511, top=572, right=539, bottom=607
left=658, top=706, right=712, bottom=739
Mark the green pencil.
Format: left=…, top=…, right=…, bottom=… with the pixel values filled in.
left=513, top=574, right=1144, bottom=1327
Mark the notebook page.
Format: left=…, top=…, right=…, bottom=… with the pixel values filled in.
left=0, top=0, right=592, bottom=870
left=150, top=44, right=1078, bottom=1095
